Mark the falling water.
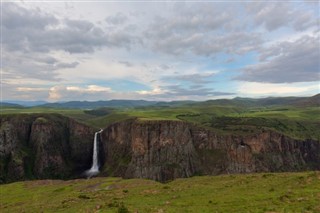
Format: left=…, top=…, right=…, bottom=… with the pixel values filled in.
left=86, top=129, right=103, bottom=177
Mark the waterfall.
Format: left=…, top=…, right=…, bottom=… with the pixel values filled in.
left=86, top=129, right=103, bottom=177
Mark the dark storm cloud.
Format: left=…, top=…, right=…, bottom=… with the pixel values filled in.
left=237, top=35, right=320, bottom=83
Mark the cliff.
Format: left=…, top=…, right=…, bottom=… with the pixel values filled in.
left=1, top=115, right=319, bottom=184
left=100, top=119, right=320, bottom=182
left=0, top=114, right=95, bottom=183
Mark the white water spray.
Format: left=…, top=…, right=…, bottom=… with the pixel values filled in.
left=86, top=129, right=103, bottom=177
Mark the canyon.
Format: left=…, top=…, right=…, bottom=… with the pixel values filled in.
left=1, top=114, right=319, bottom=183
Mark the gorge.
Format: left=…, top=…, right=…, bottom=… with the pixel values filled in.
left=1, top=114, right=319, bottom=183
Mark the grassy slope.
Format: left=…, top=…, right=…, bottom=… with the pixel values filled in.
left=1, top=172, right=319, bottom=213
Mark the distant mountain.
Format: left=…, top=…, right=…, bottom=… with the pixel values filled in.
left=192, top=94, right=320, bottom=108
left=4, top=94, right=319, bottom=109
left=154, top=101, right=197, bottom=107
left=39, top=100, right=158, bottom=109
left=3, top=100, right=48, bottom=107
left=251, top=94, right=320, bottom=107
left=293, top=93, right=320, bottom=107
left=1, top=102, right=23, bottom=108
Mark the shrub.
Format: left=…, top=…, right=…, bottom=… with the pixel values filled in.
left=117, top=202, right=130, bottom=213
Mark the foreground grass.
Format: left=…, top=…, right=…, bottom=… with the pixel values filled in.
left=1, top=172, right=319, bottom=213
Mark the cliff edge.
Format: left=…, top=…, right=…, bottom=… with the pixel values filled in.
left=101, top=119, right=320, bottom=182
left=0, top=114, right=95, bottom=183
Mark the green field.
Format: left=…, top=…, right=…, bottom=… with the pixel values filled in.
left=1, top=104, right=320, bottom=140
left=1, top=172, right=319, bottom=213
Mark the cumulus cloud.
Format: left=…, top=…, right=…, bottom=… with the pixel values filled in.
left=237, top=35, right=320, bottom=83
left=48, top=85, right=112, bottom=101
left=3, top=2, right=58, bottom=30
left=245, top=1, right=317, bottom=31
left=137, top=87, right=165, bottom=95
left=2, top=2, right=140, bottom=85
left=2, top=51, right=79, bottom=81
left=3, top=3, right=138, bottom=54
left=145, top=3, right=263, bottom=57
left=148, top=31, right=262, bottom=56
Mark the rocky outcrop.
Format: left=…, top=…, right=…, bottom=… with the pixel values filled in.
left=100, top=119, right=320, bottom=182
left=0, top=114, right=95, bottom=183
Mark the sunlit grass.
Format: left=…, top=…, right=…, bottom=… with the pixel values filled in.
left=1, top=172, right=319, bottom=212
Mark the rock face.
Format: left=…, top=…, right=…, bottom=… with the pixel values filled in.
left=1, top=116, right=319, bottom=184
left=100, top=119, right=320, bottom=182
left=0, top=114, right=95, bottom=183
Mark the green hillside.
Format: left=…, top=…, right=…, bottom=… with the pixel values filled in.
left=1, top=95, right=320, bottom=140
left=1, top=172, right=319, bottom=213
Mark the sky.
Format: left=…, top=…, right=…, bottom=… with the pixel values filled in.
left=1, top=0, right=319, bottom=102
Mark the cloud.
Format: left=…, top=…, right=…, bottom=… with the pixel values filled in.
left=137, top=87, right=165, bottom=95
left=136, top=83, right=234, bottom=100
left=237, top=35, right=320, bottom=83
left=245, top=1, right=317, bottom=31
left=238, top=82, right=319, bottom=96
left=148, top=32, right=262, bottom=57
left=2, top=2, right=140, bottom=84
left=2, top=82, right=49, bottom=101
left=163, top=85, right=234, bottom=97
left=3, top=3, right=138, bottom=54
left=2, top=1, right=318, bottom=101
left=16, top=87, right=48, bottom=92
left=148, top=3, right=234, bottom=34
left=164, top=72, right=217, bottom=84
left=106, top=13, right=128, bottom=25
left=118, top=61, right=134, bottom=67
left=145, top=3, right=263, bottom=57
left=3, top=2, right=58, bottom=30
left=67, top=85, right=112, bottom=92
left=48, top=85, right=112, bottom=101
left=159, top=64, right=170, bottom=70
left=2, top=51, right=79, bottom=81
left=55, top=61, right=80, bottom=69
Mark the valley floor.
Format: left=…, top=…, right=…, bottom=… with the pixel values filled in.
left=0, top=172, right=319, bottom=213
